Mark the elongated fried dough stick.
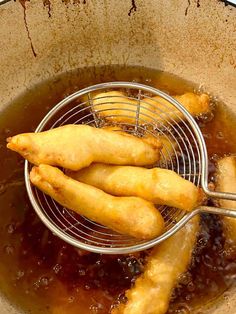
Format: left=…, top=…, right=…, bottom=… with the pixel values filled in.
left=7, top=124, right=162, bottom=171
left=92, top=91, right=154, bottom=123
left=216, top=156, right=236, bottom=252
left=143, top=133, right=178, bottom=164
left=30, top=165, right=164, bottom=240
left=68, top=164, right=201, bottom=211
left=145, top=93, right=210, bottom=124
left=102, top=126, right=177, bottom=164
left=92, top=91, right=210, bottom=124
left=158, top=136, right=178, bottom=164
left=112, top=216, right=200, bottom=314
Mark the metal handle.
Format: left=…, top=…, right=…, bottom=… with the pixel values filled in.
left=202, top=188, right=236, bottom=201
left=199, top=205, right=236, bottom=218
left=201, top=146, right=236, bottom=201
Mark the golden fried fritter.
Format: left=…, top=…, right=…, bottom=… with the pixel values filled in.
left=216, top=156, right=236, bottom=252
left=102, top=126, right=177, bottom=164
left=7, top=124, right=162, bottom=171
left=158, top=136, right=178, bottom=164
left=145, top=92, right=210, bottom=124
left=68, top=164, right=201, bottom=211
left=112, top=216, right=200, bottom=314
left=92, top=91, right=154, bottom=124
left=30, top=165, right=164, bottom=240
left=91, top=91, right=210, bottom=124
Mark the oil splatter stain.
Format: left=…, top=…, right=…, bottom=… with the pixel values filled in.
left=19, top=0, right=37, bottom=57
left=128, top=0, right=137, bottom=16
left=185, top=0, right=191, bottom=16
left=62, top=0, right=81, bottom=4
left=43, top=0, right=52, bottom=18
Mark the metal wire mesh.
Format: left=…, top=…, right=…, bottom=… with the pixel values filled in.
left=25, top=82, right=206, bottom=254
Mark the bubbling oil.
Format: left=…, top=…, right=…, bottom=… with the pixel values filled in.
left=0, top=65, right=236, bottom=314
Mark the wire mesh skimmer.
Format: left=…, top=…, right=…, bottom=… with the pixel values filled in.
left=25, top=82, right=236, bottom=254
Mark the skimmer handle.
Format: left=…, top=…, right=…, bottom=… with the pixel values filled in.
left=198, top=205, right=236, bottom=218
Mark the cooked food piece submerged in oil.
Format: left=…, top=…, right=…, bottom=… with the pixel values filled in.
left=216, top=156, right=236, bottom=255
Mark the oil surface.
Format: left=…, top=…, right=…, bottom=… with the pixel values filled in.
left=0, top=65, right=236, bottom=314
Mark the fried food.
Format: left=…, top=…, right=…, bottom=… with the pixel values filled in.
left=158, top=136, right=178, bottom=164
left=102, top=126, right=177, bottom=163
left=145, top=92, right=210, bottom=124
left=144, top=134, right=178, bottom=164
left=68, top=164, right=201, bottom=211
left=112, top=216, right=200, bottom=314
left=30, top=165, right=164, bottom=240
left=7, top=124, right=162, bottom=171
left=91, top=91, right=210, bottom=124
left=216, top=156, right=236, bottom=252
left=92, top=91, right=154, bottom=123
